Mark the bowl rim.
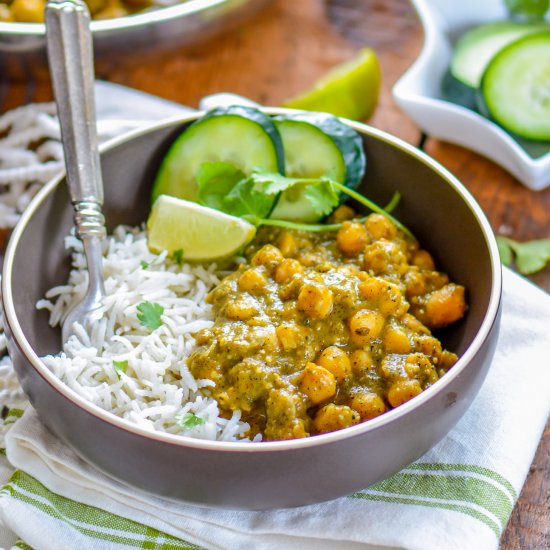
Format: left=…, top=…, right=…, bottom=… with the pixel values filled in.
left=393, top=0, right=550, bottom=190
left=2, top=108, right=503, bottom=453
left=0, top=0, right=234, bottom=36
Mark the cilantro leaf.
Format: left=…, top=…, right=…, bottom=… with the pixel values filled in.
left=197, top=162, right=246, bottom=211
left=496, top=236, right=550, bottom=275
left=173, top=249, right=184, bottom=265
left=512, top=239, right=550, bottom=275
left=176, top=412, right=207, bottom=429
left=136, top=301, right=164, bottom=330
left=496, top=236, right=513, bottom=267
left=303, top=178, right=340, bottom=217
left=248, top=171, right=303, bottom=195
left=140, top=260, right=150, bottom=270
left=223, top=176, right=274, bottom=219
left=113, top=360, right=128, bottom=377
left=192, top=159, right=412, bottom=237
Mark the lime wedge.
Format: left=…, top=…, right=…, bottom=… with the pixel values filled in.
left=282, top=47, right=381, bottom=121
left=147, top=195, right=256, bottom=261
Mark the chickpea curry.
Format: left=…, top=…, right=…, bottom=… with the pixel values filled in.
left=0, top=0, right=185, bottom=23
left=188, top=206, right=467, bottom=441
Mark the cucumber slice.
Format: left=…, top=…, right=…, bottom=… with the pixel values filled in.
left=152, top=106, right=285, bottom=204
left=480, top=32, right=550, bottom=140
left=451, top=21, right=549, bottom=89
left=269, top=112, right=366, bottom=222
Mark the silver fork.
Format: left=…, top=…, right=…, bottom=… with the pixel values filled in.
left=45, top=0, right=106, bottom=344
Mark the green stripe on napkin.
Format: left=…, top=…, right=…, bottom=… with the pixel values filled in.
left=351, top=462, right=516, bottom=536
left=2, top=471, right=201, bottom=550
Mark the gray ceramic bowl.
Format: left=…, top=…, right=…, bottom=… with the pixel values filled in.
left=2, top=110, right=502, bottom=510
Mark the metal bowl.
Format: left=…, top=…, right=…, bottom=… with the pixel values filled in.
left=0, top=0, right=272, bottom=79
left=2, top=109, right=502, bottom=510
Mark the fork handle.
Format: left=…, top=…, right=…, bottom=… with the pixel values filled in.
left=45, top=0, right=106, bottom=241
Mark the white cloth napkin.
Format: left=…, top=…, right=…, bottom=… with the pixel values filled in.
left=0, top=267, right=549, bottom=550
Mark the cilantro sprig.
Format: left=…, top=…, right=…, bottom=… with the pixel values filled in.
left=196, top=161, right=412, bottom=238
left=136, top=301, right=164, bottom=330
left=497, top=236, right=550, bottom=275
left=176, top=412, right=207, bottom=429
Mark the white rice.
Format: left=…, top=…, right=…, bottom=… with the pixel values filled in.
left=38, top=225, right=253, bottom=442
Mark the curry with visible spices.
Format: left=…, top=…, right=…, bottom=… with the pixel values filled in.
left=188, top=206, right=467, bottom=440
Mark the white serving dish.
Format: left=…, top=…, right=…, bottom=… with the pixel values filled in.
left=393, top=0, right=550, bottom=191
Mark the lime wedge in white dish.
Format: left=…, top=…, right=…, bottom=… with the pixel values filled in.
left=147, top=195, right=256, bottom=261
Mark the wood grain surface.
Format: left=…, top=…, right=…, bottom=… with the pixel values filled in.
left=1, top=0, right=548, bottom=547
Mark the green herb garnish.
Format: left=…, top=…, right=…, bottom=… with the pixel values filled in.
left=505, top=0, right=549, bottom=21
left=196, top=161, right=412, bottom=238
left=196, top=162, right=247, bottom=212
left=176, top=412, right=206, bottom=429
left=497, top=236, right=550, bottom=275
left=136, top=301, right=164, bottom=330
left=140, top=260, right=150, bottom=270
left=113, top=359, right=128, bottom=377
left=173, top=249, right=184, bottom=265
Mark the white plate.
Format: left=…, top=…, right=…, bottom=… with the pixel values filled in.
left=392, top=0, right=550, bottom=190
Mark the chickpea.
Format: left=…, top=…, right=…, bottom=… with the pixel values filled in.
left=387, top=380, right=422, bottom=407
left=349, top=391, right=387, bottom=420
left=415, top=335, right=442, bottom=357
left=276, top=324, right=305, bottom=351
left=365, top=213, right=397, bottom=240
left=11, top=0, right=45, bottom=22
left=401, top=312, right=430, bottom=335
left=404, top=353, right=433, bottom=380
left=359, top=277, right=404, bottom=316
left=384, top=326, right=411, bottom=354
left=423, top=284, right=467, bottom=329
left=404, top=269, right=427, bottom=298
left=316, top=346, right=351, bottom=382
left=359, top=276, right=384, bottom=301
left=251, top=244, right=283, bottom=271
left=438, top=350, right=459, bottom=371
left=297, top=283, right=333, bottom=319
left=224, top=300, right=257, bottom=321
left=296, top=252, right=318, bottom=267
left=412, top=249, right=435, bottom=270
left=348, top=310, right=385, bottom=346
left=238, top=269, right=266, bottom=294
left=277, top=231, right=297, bottom=257
left=363, top=240, right=407, bottom=274
left=274, top=258, right=304, bottom=283
left=313, top=404, right=360, bottom=433
left=336, top=221, right=368, bottom=256
left=350, top=349, right=374, bottom=374
left=299, top=363, right=336, bottom=404
left=327, top=204, right=355, bottom=223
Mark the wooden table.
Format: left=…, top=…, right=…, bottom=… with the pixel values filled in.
left=1, top=0, right=548, bottom=547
